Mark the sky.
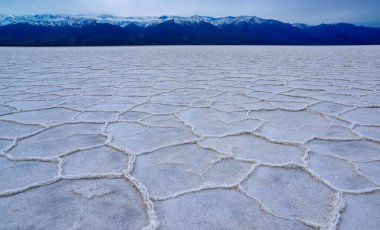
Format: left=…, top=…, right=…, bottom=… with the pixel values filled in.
left=1, top=0, right=379, bottom=26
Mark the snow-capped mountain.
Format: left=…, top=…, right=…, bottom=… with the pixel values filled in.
left=0, top=14, right=276, bottom=27
left=0, top=14, right=379, bottom=45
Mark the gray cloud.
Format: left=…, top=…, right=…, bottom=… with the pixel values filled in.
left=0, top=0, right=379, bottom=26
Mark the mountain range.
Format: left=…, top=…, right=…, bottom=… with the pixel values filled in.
left=0, top=14, right=379, bottom=46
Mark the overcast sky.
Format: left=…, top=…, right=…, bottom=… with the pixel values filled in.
left=1, top=0, right=379, bottom=26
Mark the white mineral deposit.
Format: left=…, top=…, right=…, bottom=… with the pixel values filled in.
left=0, top=46, right=379, bottom=229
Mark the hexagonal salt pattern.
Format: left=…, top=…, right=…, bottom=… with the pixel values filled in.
left=250, top=110, right=331, bottom=143
left=0, top=107, right=78, bottom=126
left=0, top=158, right=58, bottom=193
left=0, top=179, right=148, bottom=230
left=0, top=120, right=42, bottom=139
left=156, top=189, right=311, bottom=230
left=243, top=166, right=336, bottom=228
left=106, top=121, right=197, bottom=154
left=62, top=146, right=129, bottom=175
left=133, top=144, right=252, bottom=198
left=8, top=123, right=107, bottom=159
left=1, top=46, right=380, bottom=229
left=338, top=191, right=380, bottom=230
left=199, top=134, right=304, bottom=164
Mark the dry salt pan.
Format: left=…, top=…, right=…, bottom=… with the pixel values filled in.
left=0, top=46, right=379, bottom=229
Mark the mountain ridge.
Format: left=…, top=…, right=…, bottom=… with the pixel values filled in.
left=0, top=14, right=296, bottom=27
left=0, top=14, right=379, bottom=45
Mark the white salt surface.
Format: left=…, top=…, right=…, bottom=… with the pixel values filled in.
left=0, top=46, right=379, bottom=229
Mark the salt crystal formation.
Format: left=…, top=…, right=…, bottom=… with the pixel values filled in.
left=0, top=46, right=379, bottom=230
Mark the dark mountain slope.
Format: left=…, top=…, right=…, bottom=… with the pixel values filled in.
left=0, top=15, right=379, bottom=45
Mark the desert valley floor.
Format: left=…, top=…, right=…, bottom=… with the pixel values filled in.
left=0, top=46, right=379, bottom=229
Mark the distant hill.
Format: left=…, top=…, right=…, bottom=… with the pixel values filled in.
left=0, top=14, right=379, bottom=45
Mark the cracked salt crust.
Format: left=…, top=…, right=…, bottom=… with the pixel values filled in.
left=0, top=46, right=380, bottom=229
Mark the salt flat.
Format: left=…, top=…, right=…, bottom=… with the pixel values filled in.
left=0, top=46, right=379, bottom=230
